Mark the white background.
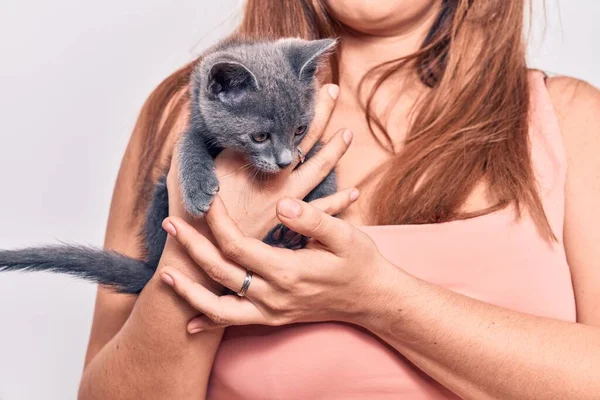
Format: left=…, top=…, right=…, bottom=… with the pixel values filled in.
left=0, top=1, right=598, bottom=399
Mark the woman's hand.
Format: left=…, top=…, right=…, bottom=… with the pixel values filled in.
left=166, top=84, right=348, bottom=240
left=160, top=83, right=353, bottom=296
left=158, top=194, right=396, bottom=333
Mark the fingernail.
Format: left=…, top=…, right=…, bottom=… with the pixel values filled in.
left=343, top=129, right=353, bottom=144
left=163, top=220, right=177, bottom=237
left=328, top=84, right=339, bottom=100
left=349, top=189, right=360, bottom=202
left=188, top=322, right=205, bottom=334
left=160, top=273, right=174, bottom=287
left=278, top=198, right=302, bottom=219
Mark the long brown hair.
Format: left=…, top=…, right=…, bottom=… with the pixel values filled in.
left=131, top=0, right=553, bottom=239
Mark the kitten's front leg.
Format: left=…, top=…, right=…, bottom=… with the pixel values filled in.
left=179, top=131, right=220, bottom=216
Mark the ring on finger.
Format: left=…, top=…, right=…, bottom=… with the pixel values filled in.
left=237, top=270, right=253, bottom=297
left=296, top=147, right=306, bottom=164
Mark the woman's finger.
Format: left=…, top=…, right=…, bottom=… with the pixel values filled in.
left=276, top=197, right=355, bottom=254
left=204, top=196, right=288, bottom=279
left=309, top=188, right=360, bottom=216
left=159, top=267, right=264, bottom=332
left=290, top=129, right=353, bottom=198
left=187, top=315, right=225, bottom=332
left=166, top=149, right=180, bottom=198
left=293, top=84, right=339, bottom=169
left=163, top=217, right=264, bottom=294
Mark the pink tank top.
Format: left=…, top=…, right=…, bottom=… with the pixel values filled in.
left=207, top=71, right=576, bottom=399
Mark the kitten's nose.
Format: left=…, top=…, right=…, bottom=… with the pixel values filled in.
left=277, top=159, right=292, bottom=168
left=276, top=150, right=293, bottom=168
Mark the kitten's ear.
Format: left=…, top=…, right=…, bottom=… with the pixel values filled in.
left=283, top=38, right=337, bottom=81
left=207, top=61, right=260, bottom=101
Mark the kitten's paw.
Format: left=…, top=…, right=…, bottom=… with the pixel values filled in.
left=183, top=191, right=214, bottom=216
left=182, top=172, right=220, bottom=216
left=263, top=224, right=309, bottom=250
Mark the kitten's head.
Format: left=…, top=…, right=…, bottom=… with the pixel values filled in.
left=193, top=38, right=337, bottom=173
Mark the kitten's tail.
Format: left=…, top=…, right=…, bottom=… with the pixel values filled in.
left=0, top=245, right=155, bottom=294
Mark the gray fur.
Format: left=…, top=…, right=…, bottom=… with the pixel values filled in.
left=0, top=245, right=154, bottom=294
left=0, top=38, right=338, bottom=294
left=181, top=38, right=337, bottom=214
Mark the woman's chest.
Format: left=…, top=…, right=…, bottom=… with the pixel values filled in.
left=208, top=216, right=576, bottom=399
left=322, top=109, right=496, bottom=226
left=323, top=109, right=397, bottom=226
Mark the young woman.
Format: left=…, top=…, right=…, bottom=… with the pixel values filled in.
left=78, top=1, right=600, bottom=398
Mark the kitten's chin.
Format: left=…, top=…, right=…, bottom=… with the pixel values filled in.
left=252, top=161, right=283, bottom=175
left=257, top=166, right=283, bottom=174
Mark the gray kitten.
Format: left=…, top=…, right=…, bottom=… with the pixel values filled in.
left=0, top=38, right=337, bottom=294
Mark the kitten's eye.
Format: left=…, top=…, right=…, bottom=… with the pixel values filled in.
left=251, top=132, right=270, bottom=143
left=295, top=125, right=308, bottom=136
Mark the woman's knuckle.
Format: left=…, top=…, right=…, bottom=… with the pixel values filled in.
left=304, top=129, right=320, bottom=144
left=279, top=271, right=298, bottom=289
left=270, top=306, right=294, bottom=325
left=322, top=158, right=336, bottom=172
left=179, top=236, right=193, bottom=252
left=269, top=315, right=286, bottom=326
left=222, top=240, right=242, bottom=259
left=214, top=269, right=230, bottom=285
left=318, top=154, right=337, bottom=174
left=278, top=275, right=292, bottom=289
left=309, top=214, right=328, bottom=235
left=175, top=281, right=190, bottom=299
left=311, top=110, right=332, bottom=129
left=204, top=262, right=224, bottom=282
left=209, top=312, right=227, bottom=326
left=313, top=154, right=329, bottom=168
left=314, top=103, right=330, bottom=120
left=305, top=159, right=328, bottom=179
left=268, top=299, right=285, bottom=313
left=321, top=202, right=334, bottom=215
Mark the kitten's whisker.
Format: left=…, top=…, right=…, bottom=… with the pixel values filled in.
left=219, top=162, right=252, bottom=179
left=239, top=166, right=258, bottom=211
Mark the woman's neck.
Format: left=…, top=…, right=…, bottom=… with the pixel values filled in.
left=337, top=4, right=440, bottom=99
left=333, top=5, right=441, bottom=149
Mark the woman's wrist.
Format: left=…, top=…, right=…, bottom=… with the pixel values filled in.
left=353, top=259, right=416, bottom=338
left=80, top=237, right=225, bottom=400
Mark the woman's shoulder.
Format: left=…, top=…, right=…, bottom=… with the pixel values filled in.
left=546, top=75, right=600, bottom=107
left=544, top=75, right=600, bottom=324
left=545, top=76, right=600, bottom=136
left=544, top=75, right=600, bottom=160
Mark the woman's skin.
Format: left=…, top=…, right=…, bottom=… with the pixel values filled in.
left=79, top=0, right=600, bottom=398
left=78, top=86, right=354, bottom=398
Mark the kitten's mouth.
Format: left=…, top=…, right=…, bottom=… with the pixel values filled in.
left=252, top=159, right=284, bottom=174
left=256, top=164, right=283, bottom=174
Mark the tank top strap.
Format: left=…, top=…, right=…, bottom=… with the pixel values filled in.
left=527, top=69, right=567, bottom=240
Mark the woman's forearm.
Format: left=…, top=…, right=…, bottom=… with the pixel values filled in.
left=79, top=238, right=224, bottom=399
left=365, top=264, right=600, bottom=400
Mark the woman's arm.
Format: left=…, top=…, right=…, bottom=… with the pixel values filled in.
left=364, top=77, right=600, bottom=400
left=549, top=77, right=600, bottom=327
left=79, top=83, right=342, bottom=398
left=161, top=191, right=600, bottom=398
left=79, top=240, right=225, bottom=399
left=79, top=91, right=225, bottom=399
left=158, top=78, right=600, bottom=398
left=369, top=269, right=600, bottom=399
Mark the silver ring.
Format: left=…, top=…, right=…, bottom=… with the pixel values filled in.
left=296, top=147, right=306, bottom=164
left=237, top=270, right=253, bottom=297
